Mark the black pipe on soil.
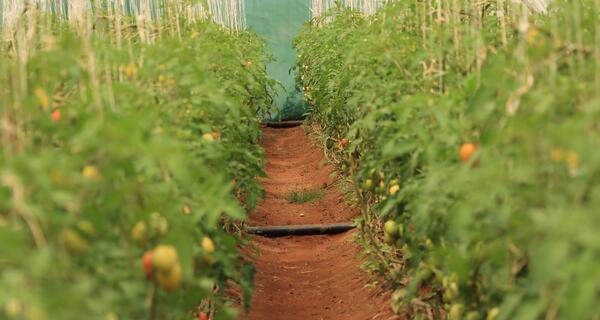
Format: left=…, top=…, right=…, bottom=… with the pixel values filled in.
left=246, top=222, right=356, bottom=237
left=263, top=120, right=304, bottom=128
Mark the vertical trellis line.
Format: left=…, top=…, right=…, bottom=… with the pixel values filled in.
left=310, top=0, right=389, bottom=18
left=309, top=0, right=549, bottom=19
left=1, top=0, right=246, bottom=35
left=0, top=0, right=3, bottom=32
left=205, top=0, right=245, bottom=31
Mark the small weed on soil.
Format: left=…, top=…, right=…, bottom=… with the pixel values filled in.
left=284, top=188, right=325, bottom=204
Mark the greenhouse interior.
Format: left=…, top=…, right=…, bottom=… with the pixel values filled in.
left=1, top=0, right=599, bottom=319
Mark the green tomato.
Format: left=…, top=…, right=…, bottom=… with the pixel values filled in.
left=465, top=311, right=480, bottom=320
left=449, top=304, right=464, bottom=320
left=443, top=281, right=459, bottom=302
left=417, top=267, right=432, bottom=281
left=486, top=308, right=500, bottom=320
left=384, top=220, right=398, bottom=237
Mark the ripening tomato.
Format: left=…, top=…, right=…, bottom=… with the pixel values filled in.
left=51, top=109, right=61, bottom=122
left=142, top=251, right=153, bottom=280
left=202, top=237, right=215, bottom=254
left=198, top=312, right=209, bottom=320
left=152, top=245, right=178, bottom=272
left=459, top=143, right=478, bottom=163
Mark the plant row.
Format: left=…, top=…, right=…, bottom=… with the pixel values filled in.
left=295, top=1, right=599, bottom=319
left=0, top=6, right=272, bottom=320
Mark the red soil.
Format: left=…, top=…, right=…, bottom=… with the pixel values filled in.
left=242, top=126, right=393, bottom=320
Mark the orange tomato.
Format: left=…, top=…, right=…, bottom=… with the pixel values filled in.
left=51, top=109, right=61, bottom=122
left=459, top=143, right=478, bottom=163
left=198, top=312, right=209, bottom=320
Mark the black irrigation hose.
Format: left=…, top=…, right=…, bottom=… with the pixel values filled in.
left=263, top=120, right=304, bottom=128
left=246, top=222, right=356, bottom=237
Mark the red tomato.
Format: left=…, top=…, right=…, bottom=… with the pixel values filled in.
left=141, top=251, right=153, bottom=280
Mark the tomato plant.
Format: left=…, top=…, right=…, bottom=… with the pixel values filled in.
left=295, top=1, right=600, bottom=319
left=0, top=4, right=272, bottom=319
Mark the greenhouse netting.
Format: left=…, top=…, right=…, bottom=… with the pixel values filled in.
left=246, top=0, right=311, bottom=120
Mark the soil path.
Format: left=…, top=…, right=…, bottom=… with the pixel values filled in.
left=244, top=126, right=391, bottom=320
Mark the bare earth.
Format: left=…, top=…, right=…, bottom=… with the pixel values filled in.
left=243, top=126, right=392, bottom=320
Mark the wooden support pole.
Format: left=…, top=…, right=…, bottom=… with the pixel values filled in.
left=246, top=222, right=356, bottom=237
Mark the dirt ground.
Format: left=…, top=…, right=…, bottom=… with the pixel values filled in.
left=242, top=126, right=393, bottom=320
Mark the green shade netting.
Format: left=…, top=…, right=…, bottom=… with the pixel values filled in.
left=245, top=0, right=311, bottom=120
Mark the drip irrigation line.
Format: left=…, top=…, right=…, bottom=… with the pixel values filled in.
left=263, top=120, right=304, bottom=128
left=247, top=222, right=356, bottom=237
